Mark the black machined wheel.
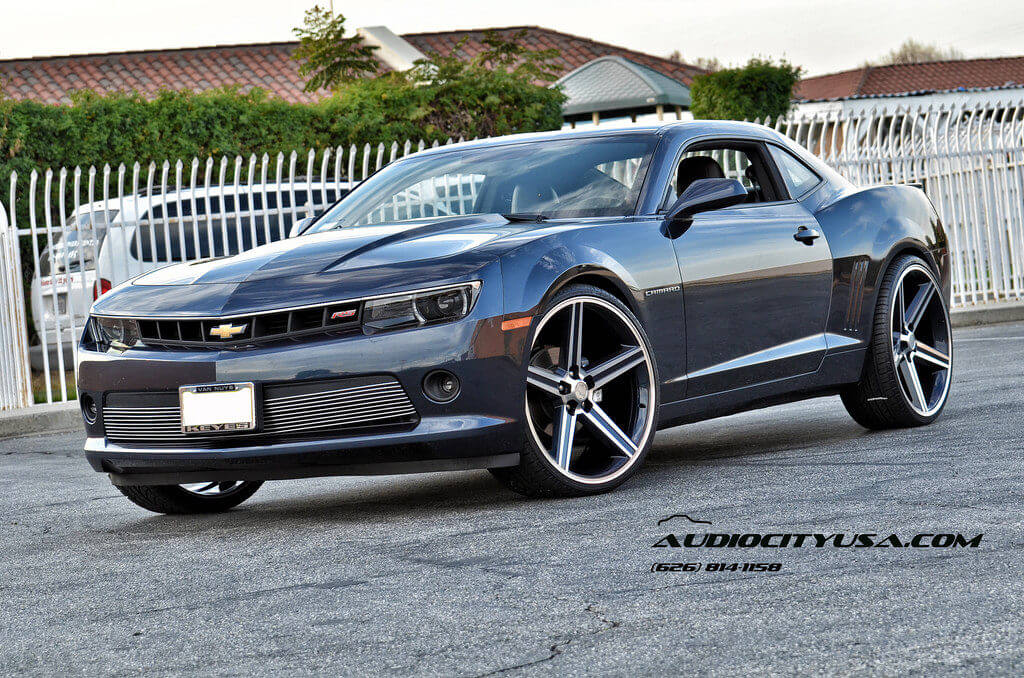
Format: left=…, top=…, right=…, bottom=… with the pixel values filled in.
left=491, top=284, right=659, bottom=497
left=116, top=481, right=263, bottom=514
left=842, top=255, right=952, bottom=429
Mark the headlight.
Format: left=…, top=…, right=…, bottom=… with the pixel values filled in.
left=92, top=316, right=140, bottom=349
left=363, top=282, right=481, bottom=332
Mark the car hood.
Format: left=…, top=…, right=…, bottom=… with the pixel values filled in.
left=133, top=214, right=525, bottom=285
left=92, top=214, right=592, bottom=318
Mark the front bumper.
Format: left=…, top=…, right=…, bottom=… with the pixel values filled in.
left=78, top=281, right=532, bottom=484
left=87, top=417, right=521, bottom=486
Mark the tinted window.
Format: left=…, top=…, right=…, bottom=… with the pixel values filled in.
left=668, top=144, right=780, bottom=205
left=309, top=136, right=658, bottom=230
left=768, top=145, right=821, bottom=198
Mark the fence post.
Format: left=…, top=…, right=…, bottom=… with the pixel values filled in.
left=0, top=194, right=33, bottom=410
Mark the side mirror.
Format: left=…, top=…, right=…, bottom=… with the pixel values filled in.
left=289, top=217, right=314, bottom=238
left=663, top=178, right=748, bottom=238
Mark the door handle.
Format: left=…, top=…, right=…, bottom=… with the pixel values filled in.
left=794, top=225, right=821, bottom=245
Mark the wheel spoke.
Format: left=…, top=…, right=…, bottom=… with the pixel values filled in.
left=589, top=346, right=645, bottom=389
left=898, top=356, right=928, bottom=411
left=914, top=341, right=951, bottom=370
left=563, top=302, right=584, bottom=372
left=582, top=404, right=638, bottom=457
left=552, top=405, right=578, bottom=471
left=895, top=281, right=906, bottom=331
left=904, top=282, right=936, bottom=331
left=527, top=365, right=563, bottom=396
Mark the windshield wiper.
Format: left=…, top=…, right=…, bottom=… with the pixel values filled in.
left=501, top=213, right=549, bottom=223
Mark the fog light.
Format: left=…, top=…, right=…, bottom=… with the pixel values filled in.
left=423, top=370, right=460, bottom=403
left=81, top=393, right=98, bottom=424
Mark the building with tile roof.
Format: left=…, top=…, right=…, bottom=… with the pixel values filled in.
left=794, top=56, right=1024, bottom=115
left=796, top=56, right=1024, bottom=102
left=0, top=25, right=703, bottom=119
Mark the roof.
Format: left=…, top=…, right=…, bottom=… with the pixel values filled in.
left=408, top=119, right=787, bottom=158
left=0, top=42, right=319, bottom=104
left=401, top=26, right=704, bottom=87
left=796, top=56, right=1024, bottom=101
left=555, top=56, right=691, bottom=116
left=0, top=26, right=704, bottom=105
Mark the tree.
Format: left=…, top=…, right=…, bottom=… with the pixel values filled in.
left=291, top=6, right=378, bottom=93
left=387, top=31, right=565, bottom=138
left=869, top=39, right=965, bottom=66
left=689, top=58, right=801, bottom=121
left=667, top=51, right=722, bottom=73
left=475, top=30, right=563, bottom=83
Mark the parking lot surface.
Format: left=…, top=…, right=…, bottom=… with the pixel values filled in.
left=2, top=321, right=1022, bottom=676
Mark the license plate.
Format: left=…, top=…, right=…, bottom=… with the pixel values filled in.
left=179, top=382, right=256, bottom=434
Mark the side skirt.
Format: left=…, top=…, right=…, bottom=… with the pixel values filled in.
left=656, top=348, right=866, bottom=429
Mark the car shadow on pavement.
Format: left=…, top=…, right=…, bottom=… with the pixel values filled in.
left=646, top=410, right=872, bottom=467
left=103, top=470, right=529, bottom=535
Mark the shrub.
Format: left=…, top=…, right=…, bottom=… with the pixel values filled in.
left=690, top=58, right=802, bottom=121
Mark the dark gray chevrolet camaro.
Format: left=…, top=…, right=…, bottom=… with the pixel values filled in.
left=80, top=121, right=952, bottom=513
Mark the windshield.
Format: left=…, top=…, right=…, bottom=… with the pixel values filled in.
left=308, top=135, right=658, bottom=232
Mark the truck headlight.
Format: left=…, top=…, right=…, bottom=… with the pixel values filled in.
left=363, top=282, right=480, bottom=332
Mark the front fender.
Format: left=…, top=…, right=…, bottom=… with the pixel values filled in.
left=497, top=217, right=688, bottom=401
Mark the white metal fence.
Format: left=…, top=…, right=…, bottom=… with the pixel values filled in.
left=1, top=102, right=1023, bottom=410
left=768, top=101, right=1024, bottom=306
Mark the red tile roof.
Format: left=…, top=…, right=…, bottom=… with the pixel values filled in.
left=796, top=56, right=1024, bottom=101
left=402, top=26, right=705, bottom=87
left=0, top=43, right=321, bottom=104
left=0, top=26, right=703, bottom=105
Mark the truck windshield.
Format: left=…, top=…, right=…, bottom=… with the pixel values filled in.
left=307, top=135, right=658, bottom=232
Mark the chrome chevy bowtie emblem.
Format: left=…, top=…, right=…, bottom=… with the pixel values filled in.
left=572, top=380, right=589, bottom=401
left=209, top=323, right=248, bottom=339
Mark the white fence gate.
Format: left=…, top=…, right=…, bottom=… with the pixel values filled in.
left=1, top=101, right=1023, bottom=410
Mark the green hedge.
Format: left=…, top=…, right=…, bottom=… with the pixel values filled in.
left=690, top=58, right=801, bottom=122
left=0, top=76, right=565, bottom=207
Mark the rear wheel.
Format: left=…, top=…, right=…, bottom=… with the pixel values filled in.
left=841, top=255, right=952, bottom=429
left=116, top=481, right=263, bottom=514
left=491, top=285, right=659, bottom=497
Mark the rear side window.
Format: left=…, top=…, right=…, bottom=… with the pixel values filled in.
left=768, top=145, right=821, bottom=198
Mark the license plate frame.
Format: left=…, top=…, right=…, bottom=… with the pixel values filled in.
left=179, top=382, right=257, bottom=434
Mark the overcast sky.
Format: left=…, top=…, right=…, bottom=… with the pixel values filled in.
left=1, top=0, right=1022, bottom=76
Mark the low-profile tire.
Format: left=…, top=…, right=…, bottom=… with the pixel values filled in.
left=116, top=481, right=263, bottom=514
left=841, top=254, right=952, bottom=429
left=491, top=284, right=660, bottom=498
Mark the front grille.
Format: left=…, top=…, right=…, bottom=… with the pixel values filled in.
left=133, top=300, right=363, bottom=349
left=102, top=376, right=418, bottom=448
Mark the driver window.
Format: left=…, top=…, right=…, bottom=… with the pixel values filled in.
left=666, top=143, right=777, bottom=207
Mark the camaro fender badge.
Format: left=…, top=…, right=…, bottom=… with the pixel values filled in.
left=209, top=323, right=249, bottom=339
left=645, top=285, right=681, bottom=297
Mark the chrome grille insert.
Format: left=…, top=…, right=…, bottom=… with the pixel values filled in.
left=102, top=376, right=418, bottom=448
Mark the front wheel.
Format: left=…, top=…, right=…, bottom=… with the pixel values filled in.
left=491, top=284, right=659, bottom=497
left=116, top=481, right=263, bottom=514
left=841, top=255, right=952, bottom=429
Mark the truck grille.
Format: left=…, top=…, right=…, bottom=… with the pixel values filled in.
left=102, top=376, right=418, bottom=448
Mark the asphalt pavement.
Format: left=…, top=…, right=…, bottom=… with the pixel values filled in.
left=2, top=321, right=1023, bottom=676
